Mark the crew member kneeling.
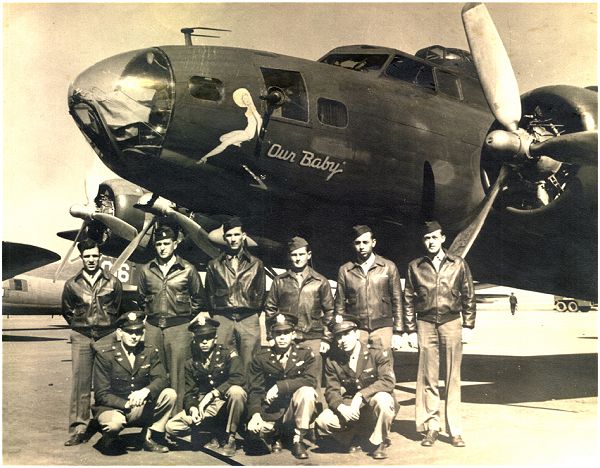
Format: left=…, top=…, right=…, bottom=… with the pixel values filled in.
left=93, top=311, right=176, bottom=455
left=315, top=314, right=397, bottom=460
left=246, top=313, right=318, bottom=459
left=165, top=317, right=246, bottom=456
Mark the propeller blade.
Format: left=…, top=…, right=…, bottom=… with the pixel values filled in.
left=109, top=217, right=155, bottom=275
left=54, top=221, right=86, bottom=282
left=91, top=213, right=138, bottom=241
left=448, top=164, right=510, bottom=258
left=462, top=3, right=521, bottom=131
left=530, top=130, right=598, bottom=165
left=167, top=211, right=221, bottom=259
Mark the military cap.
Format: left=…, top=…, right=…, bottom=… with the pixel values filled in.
left=269, top=313, right=298, bottom=333
left=328, top=314, right=360, bottom=335
left=223, top=217, right=244, bottom=233
left=116, top=311, right=146, bottom=330
left=288, top=236, right=309, bottom=253
left=352, top=225, right=372, bottom=240
left=422, top=220, right=443, bottom=236
left=189, top=316, right=220, bottom=338
left=153, top=225, right=178, bottom=242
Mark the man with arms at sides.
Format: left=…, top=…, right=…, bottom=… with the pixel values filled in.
left=137, top=224, right=208, bottom=415
left=62, top=239, right=122, bottom=446
left=205, top=217, right=266, bottom=369
left=335, top=225, right=404, bottom=351
left=315, top=314, right=397, bottom=460
left=246, top=314, right=318, bottom=459
left=165, top=317, right=246, bottom=456
left=264, top=236, right=334, bottom=396
left=93, top=311, right=176, bottom=454
left=404, top=220, right=476, bottom=448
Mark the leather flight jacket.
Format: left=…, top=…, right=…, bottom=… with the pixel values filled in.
left=205, top=249, right=266, bottom=317
left=264, top=267, right=334, bottom=342
left=138, top=256, right=207, bottom=327
left=334, top=255, right=404, bottom=333
left=403, top=252, right=476, bottom=332
left=62, top=269, right=122, bottom=337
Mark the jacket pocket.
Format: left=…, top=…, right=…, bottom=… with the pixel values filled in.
left=176, top=293, right=190, bottom=303
left=213, top=288, right=229, bottom=307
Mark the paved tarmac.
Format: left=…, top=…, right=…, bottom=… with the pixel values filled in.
left=2, top=305, right=598, bottom=465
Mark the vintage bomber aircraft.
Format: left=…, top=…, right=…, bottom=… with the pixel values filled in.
left=61, top=4, right=597, bottom=300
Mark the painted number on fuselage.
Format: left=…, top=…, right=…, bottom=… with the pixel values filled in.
left=101, top=260, right=130, bottom=284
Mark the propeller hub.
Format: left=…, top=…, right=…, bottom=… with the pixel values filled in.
left=484, top=129, right=533, bottom=164
left=69, top=204, right=95, bottom=220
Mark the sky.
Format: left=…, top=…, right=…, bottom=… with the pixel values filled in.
left=2, top=1, right=597, bottom=256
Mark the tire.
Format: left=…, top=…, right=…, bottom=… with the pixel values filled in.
left=567, top=301, right=579, bottom=312
left=556, top=301, right=567, bottom=312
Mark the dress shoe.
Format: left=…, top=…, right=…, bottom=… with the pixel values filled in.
left=292, top=441, right=309, bottom=459
left=205, top=437, right=221, bottom=449
left=96, top=435, right=126, bottom=456
left=143, top=437, right=169, bottom=453
left=271, top=439, right=283, bottom=453
left=64, top=432, right=88, bottom=446
left=421, top=430, right=439, bottom=447
left=221, top=434, right=237, bottom=457
left=451, top=435, right=466, bottom=447
left=347, top=444, right=361, bottom=454
left=372, top=442, right=388, bottom=460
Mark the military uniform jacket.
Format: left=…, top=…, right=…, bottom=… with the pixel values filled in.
left=93, top=339, right=168, bottom=416
left=183, top=344, right=245, bottom=414
left=324, top=343, right=396, bottom=411
left=247, top=343, right=317, bottom=421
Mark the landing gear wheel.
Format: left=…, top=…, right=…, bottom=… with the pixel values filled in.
left=567, top=301, right=579, bottom=312
left=556, top=301, right=567, bottom=312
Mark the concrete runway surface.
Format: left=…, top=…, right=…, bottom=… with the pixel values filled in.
left=2, top=304, right=597, bottom=465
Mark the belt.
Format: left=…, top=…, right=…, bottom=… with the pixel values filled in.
left=214, top=309, right=257, bottom=321
left=146, top=315, right=190, bottom=329
left=72, top=327, right=115, bottom=340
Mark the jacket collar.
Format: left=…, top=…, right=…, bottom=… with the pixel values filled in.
left=351, top=254, right=385, bottom=270
left=218, top=248, right=253, bottom=263
left=417, top=249, right=457, bottom=266
left=149, top=255, right=185, bottom=271
left=281, top=266, right=318, bottom=281
left=75, top=268, right=111, bottom=283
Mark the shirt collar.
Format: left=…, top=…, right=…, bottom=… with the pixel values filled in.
left=150, top=255, right=182, bottom=271
left=77, top=268, right=108, bottom=284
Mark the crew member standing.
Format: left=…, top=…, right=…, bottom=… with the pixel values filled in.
left=264, top=236, right=334, bottom=390
left=315, top=314, right=397, bottom=460
left=404, top=221, right=476, bottom=448
left=509, top=292, right=518, bottom=315
left=165, top=317, right=246, bottom=456
left=62, top=239, right=122, bottom=446
left=138, top=225, right=208, bottom=414
left=205, top=217, right=266, bottom=369
left=334, top=225, right=404, bottom=351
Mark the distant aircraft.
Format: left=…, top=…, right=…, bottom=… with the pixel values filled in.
left=2, top=242, right=139, bottom=317
left=60, top=3, right=595, bottom=299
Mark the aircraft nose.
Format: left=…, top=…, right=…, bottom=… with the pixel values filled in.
left=68, top=48, right=175, bottom=159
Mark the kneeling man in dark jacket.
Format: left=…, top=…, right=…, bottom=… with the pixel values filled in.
left=93, top=311, right=176, bottom=455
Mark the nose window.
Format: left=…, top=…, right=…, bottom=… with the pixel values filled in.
left=69, top=48, right=175, bottom=158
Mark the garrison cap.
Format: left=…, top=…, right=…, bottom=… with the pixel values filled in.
left=153, top=225, right=178, bottom=242
left=117, top=311, right=146, bottom=331
left=328, top=314, right=360, bottom=335
left=422, top=220, right=443, bottom=237
left=223, top=217, right=243, bottom=233
left=269, top=313, right=298, bottom=333
left=352, top=225, right=372, bottom=240
left=288, top=236, right=309, bottom=253
left=189, top=316, right=220, bottom=338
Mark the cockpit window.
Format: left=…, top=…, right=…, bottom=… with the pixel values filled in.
left=321, top=54, right=388, bottom=73
left=385, top=56, right=435, bottom=91
left=69, top=48, right=175, bottom=158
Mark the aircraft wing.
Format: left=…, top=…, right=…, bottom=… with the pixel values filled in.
left=2, top=242, right=61, bottom=280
